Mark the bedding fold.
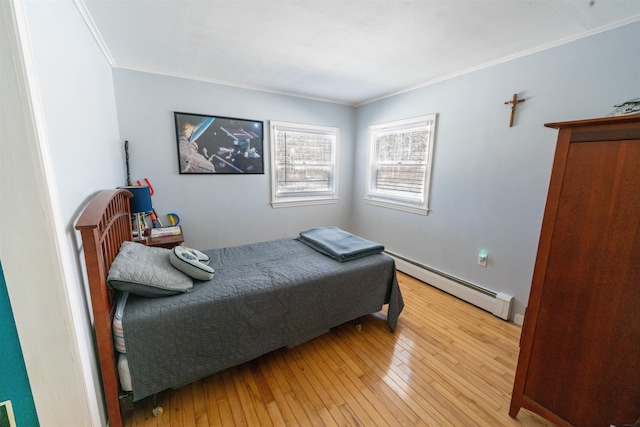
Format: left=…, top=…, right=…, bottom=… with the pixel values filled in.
left=298, top=226, right=384, bottom=262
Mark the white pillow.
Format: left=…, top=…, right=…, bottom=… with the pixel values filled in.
left=169, top=246, right=215, bottom=281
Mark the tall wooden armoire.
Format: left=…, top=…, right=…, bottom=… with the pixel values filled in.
left=509, top=115, right=640, bottom=426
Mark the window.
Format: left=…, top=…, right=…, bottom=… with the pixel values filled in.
left=365, top=114, right=437, bottom=215
left=270, top=121, right=339, bottom=207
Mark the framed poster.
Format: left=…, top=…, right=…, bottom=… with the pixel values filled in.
left=174, top=112, right=264, bottom=174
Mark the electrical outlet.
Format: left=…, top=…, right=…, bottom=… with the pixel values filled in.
left=478, top=249, right=488, bottom=267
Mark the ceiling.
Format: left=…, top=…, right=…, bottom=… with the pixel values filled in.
left=80, top=0, right=640, bottom=106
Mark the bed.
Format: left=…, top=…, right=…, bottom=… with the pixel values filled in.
left=75, top=189, right=403, bottom=427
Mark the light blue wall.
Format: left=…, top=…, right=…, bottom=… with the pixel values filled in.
left=111, top=22, right=639, bottom=319
left=2, top=1, right=125, bottom=424
left=112, top=70, right=355, bottom=249
left=0, top=262, right=39, bottom=426
left=352, top=21, right=640, bottom=317
left=9, top=3, right=635, bottom=426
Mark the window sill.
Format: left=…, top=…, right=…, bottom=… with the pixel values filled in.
left=364, top=197, right=429, bottom=215
left=271, top=198, right=338, bottom=209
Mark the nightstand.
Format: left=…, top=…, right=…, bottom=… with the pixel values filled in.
left=142, top=226, right=184, bottom=249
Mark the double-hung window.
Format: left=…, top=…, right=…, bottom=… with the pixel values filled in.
left=365, top=114, right=437, bottom=215
left=270, top=121, right=339, bottom=207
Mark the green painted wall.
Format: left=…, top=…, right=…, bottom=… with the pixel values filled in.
left=0, top=262, right=39, bottom=426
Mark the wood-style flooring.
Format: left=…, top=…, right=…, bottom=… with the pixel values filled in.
left=125, top=272, right=552, bottom=426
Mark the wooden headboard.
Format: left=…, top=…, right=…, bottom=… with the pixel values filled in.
left=75, top=189, right=133, bottom=427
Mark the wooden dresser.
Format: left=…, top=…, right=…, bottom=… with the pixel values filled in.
left=509, top=115, right=640, bottom=426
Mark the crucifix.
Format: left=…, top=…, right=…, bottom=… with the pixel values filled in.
left=504, top=93, right=525, bottom=127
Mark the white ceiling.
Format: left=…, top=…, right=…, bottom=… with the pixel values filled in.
left=80, top=0, right=640, bottom=106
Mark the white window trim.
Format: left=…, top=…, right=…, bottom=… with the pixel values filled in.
left=365, top=114, right=437, bottom=215
left=270, top=120, right=339, bottom=208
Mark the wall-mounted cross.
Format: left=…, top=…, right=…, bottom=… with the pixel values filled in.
left=504, top=93, right=525, bottom=127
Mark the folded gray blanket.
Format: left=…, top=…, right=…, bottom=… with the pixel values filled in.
left=298, top=226, right=385, bottom=262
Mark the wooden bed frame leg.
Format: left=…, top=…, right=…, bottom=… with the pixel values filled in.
left=151, top=393, right=164, bottom=417
left=355, top=317, right=362, bottom=330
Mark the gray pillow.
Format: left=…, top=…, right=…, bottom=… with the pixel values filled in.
left=107, top=241, right=193, bottom=297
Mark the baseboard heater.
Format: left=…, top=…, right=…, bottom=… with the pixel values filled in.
left=385, top=251, right=513, bottom=321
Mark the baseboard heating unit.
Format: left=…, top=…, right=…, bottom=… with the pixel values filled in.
left=386, top=251, right=513, bottom=321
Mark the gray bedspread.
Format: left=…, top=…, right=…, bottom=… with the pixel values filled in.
left=122, top=237, right=403, bottom=401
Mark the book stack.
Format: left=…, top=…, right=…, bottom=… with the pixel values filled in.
left=150, top=226, right=181, bottom=238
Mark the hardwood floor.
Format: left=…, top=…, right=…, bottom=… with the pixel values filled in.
left=124, top=272, right=553, bottom=426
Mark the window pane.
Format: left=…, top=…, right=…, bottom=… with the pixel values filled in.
left=276, top=165, right=332, bottom=194
left=375, top=130, right=428, bottom=164
left=275, top=131, right=333, bottom=196
left=275, top=132, right=333, bottom=165
left=375, top=165, right=426, bottom=198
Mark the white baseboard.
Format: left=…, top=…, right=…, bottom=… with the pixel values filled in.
left=387, top=252, right=513, bottom=321
left=513, top=313, right=525, bottom=326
